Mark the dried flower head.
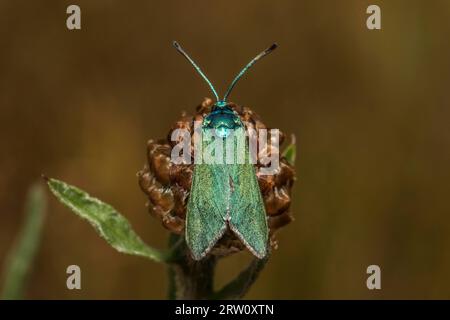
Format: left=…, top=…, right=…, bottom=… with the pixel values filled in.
left=138, top=98, right=295, bottom=258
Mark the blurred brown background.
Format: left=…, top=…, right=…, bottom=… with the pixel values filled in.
left=1, top=0, right=450, bottom=299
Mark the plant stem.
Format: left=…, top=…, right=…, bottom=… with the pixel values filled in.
left=212, top=256, right=269, bottom=299
left=167, top=234, right=217, bottom=299
left=170, top=254, right=217, bottom=299
left=167, top=234, right=268, bottom=300
left=1, top=183, right=47, bottom=300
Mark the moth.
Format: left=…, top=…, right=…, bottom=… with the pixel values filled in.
left=173, top=41, right=277, bottom=260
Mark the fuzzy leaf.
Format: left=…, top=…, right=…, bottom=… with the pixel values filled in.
left=45, top=177, right=174, bottom=263
left=1, top=183, right=47, bottom=300
left=282, top=134, right=296, bottom=166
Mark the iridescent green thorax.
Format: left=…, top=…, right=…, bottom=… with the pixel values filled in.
left=203, top=101, right=242, bottom=138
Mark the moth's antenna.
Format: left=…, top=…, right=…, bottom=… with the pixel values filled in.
left=173, top=41, right=220, bottom=102
left=223, top=43, right=278, bottom=102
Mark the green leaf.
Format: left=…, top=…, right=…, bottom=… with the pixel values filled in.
left=1, top=183, right=47, bottom=300
left=282, top=134, right=296, bottom=166
left=45, top=177, right=175, bottom=263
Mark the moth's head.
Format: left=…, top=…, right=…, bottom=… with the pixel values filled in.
left=172, top=42, right=277, bottom=135
left=203, top=101, right=241, bottom=138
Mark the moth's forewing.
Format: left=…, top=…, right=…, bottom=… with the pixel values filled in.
left=186, top=132, right=228, bottom=260
left=186, top=125, right=268, bottom=260
left=228, top=126, right=269, bottom=258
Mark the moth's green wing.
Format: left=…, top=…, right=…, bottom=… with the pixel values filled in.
left=229, top=127, right=268, bottom=259
left=186, top=125, right=268, bottom=260
left=186, top=162, right=228, bottom=260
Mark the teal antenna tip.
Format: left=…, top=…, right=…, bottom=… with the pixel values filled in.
left=223, top=43, right=278, bottom=102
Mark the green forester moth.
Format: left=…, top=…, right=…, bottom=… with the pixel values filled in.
left=173, top=41, right=277, bottom=260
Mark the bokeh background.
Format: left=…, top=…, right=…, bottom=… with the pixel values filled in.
left=1, top=0, right=450, bottom=299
